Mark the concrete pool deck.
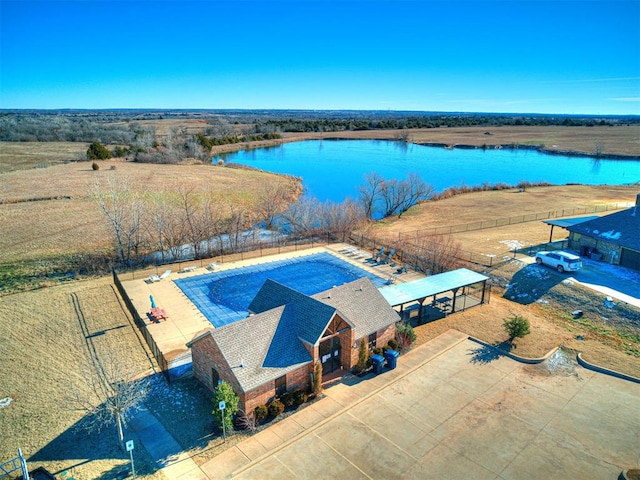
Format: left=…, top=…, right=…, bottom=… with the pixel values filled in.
left=199, top=329, right=640, bottom=480
left=120, top=244, right=424, bottom=367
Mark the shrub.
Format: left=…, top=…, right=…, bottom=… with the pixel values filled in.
left=504, top=315, right=531, bottom=342
left=87, top=141, right=111, bottom=160
left=92, top=162, right=99, bottom=171
left=280, top=392, right=295, bottom=408
left=212, top=381, right=240, bottom=433
left=387, top=338, right=399, bottom=351
left=234, top=410, right=258, bottom=432
left=372, top=347, right=384, bottom=356
left=293, top=389, right=308, bottom=405
left=268, top=399, right=285, bottom=418
left=354, top=338, right=369, bottom=374
left=395, top=321, right=417, bottom=351
left=254, top=404, right=268, bottom=422
left=312, top=361, right=323, bottom=397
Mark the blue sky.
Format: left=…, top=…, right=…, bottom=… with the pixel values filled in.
left=1, top=0, right=639, bottom=114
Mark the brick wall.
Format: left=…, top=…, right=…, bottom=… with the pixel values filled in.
left=244, top=364, right=313, bottom=416
left=348, top=324, right=397, bottom=366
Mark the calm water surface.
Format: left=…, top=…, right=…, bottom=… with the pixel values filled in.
left=221, top=140, right=640, bottom=202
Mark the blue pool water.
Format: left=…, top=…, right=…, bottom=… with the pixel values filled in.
left=174, top=252, right=386, bottom=328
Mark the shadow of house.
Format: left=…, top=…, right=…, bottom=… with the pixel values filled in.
left=187, top=277, right=400, bottom=417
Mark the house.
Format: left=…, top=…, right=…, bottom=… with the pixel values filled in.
left=187, top=277, right=400, bottom=416
left=567, top=193, right=640, bottom=271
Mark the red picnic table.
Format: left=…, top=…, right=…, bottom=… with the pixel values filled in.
left=149, top=307, right=168, bottom=322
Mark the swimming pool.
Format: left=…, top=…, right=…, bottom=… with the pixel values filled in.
left=174, top=252, right=387, bottom=328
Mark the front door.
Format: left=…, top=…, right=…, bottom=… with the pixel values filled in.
left=319, top=336, right=341, bottom=374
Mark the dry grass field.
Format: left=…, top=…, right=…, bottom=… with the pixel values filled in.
left=1, top=131, right=639, bottom=478
left=1, top=186, right=639, bottom=479
left=0, top=142, right=89, bottom=173
left=0, top=159, right=299, bottom=292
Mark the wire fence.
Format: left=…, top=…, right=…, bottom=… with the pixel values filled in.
left=397, top=202, right=630, bottom=242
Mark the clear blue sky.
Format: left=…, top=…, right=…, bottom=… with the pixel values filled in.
left=1, top=0, right=639, bottom=114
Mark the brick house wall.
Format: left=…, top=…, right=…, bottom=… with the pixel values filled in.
left=243, top=363, right=313, bottom=415
left=348, top=324, right=396, bottom=366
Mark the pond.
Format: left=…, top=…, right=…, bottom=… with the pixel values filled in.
left=220, top=140, right=640, bottom=203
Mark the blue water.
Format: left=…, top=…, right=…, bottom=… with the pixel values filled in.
left=174, top=252, right=386, bottom=328
left=221, top=140, right=640, bottom=203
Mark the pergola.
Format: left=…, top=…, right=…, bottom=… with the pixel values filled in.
left=379, top=268, right=490, bottom=321
left=542, top=216, right=599, bottom=243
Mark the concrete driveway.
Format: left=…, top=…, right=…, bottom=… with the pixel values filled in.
left=201, top=330, right=640, bottom=480
left=520, top=254, right=640, bottom=307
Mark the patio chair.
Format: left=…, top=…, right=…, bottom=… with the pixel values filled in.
left=149, top=274, right=161, bottom=282
left=371, top=247, right=385, bottom=262
left=159, top=269, right=172, bottom=280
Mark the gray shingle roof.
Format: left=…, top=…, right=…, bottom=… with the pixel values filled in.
left=207, top=306, right=312, bottom=393
left=195, top=277, right=399, bottom=393
left=313, top=277, right=400, bottom=338
left=249, top=279, right=337, bottom=344
left=567, top=207, right=640, bottom=251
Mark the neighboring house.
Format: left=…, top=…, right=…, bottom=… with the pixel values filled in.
left=187, top=277, right=400, bottom=416
left=567, top=193, right=640, bottom=271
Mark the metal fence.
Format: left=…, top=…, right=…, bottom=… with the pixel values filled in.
left=397, top=202, right=630, bottom=242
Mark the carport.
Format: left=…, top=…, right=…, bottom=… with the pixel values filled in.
left=542, top=215, right=599, bottom=243
left=379, top=268, right=490, bottom=323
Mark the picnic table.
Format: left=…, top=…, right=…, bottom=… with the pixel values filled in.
left=149, top=307, right=168, bottom=322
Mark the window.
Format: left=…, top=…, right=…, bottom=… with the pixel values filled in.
left=212, top=367, right=220, bottom=388
left=275, top=375, right=287, bottom=397
left=368, top=332, right=377, bottom=350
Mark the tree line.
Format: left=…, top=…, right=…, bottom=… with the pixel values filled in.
left=93, top=169, right=434, bottom=267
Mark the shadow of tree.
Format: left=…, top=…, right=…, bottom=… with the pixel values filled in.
left=29, top=406, right=158, bottom=477
left=467, top=341, right=513, bottom=364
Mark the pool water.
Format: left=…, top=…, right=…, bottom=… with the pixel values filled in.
left=174, top=252, right=386, bottom=328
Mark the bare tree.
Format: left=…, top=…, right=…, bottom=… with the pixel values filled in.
left=405, top=234, right=462, bottom=274
left=359, top=171, right=385, bottom=220
left=256, top=182, right=296, bottom=229
left=93, top=174, right=144, bottom=266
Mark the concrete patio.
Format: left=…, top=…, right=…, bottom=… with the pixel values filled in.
left=199, top=329, right=639, bottom=480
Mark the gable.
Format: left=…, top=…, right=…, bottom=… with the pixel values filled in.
left=314, top=277, right=400, bottom=339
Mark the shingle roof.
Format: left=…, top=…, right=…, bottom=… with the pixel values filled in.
left=567, top=207, right=640, bottom=251
left=193, top=277, right=399, bottom=393
left=313, top=277, right=400, bottom=338
left=205, top=306, right=313, bottom=392
left=250, top=279, right=338, bottom=344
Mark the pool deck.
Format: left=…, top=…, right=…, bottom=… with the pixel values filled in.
left=120, top=244, right=425, bottom=366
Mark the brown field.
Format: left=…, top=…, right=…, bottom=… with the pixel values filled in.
left=2, top=185, right=639, bottom=479
left=0, top=159, right=297, bottom=267
left=1, top=131, right=639, bottom=478
left=0, top=142, right=89, bottom=173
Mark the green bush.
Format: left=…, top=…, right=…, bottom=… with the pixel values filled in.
left=312, top=361, right=323, bottom=397
left=387, top=338, right=399, bottom=351
left=395, top=321, right=417, bottom=351
left=254, top=404, right=268, bottom=422
left=293, top=390, right=308, bottom=405
left=354, top=338, right=369, bottom=374
left=280, top=392, right=295, bottom=408
left=212, top=381, right=240, bottom=432
left=503, top=315, right=531, bottom=341
left=268, top=399, right=285, bottom=417
left=91, top=162, right=99, bottom=171
left=87, top=141, right=111, bottom=160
